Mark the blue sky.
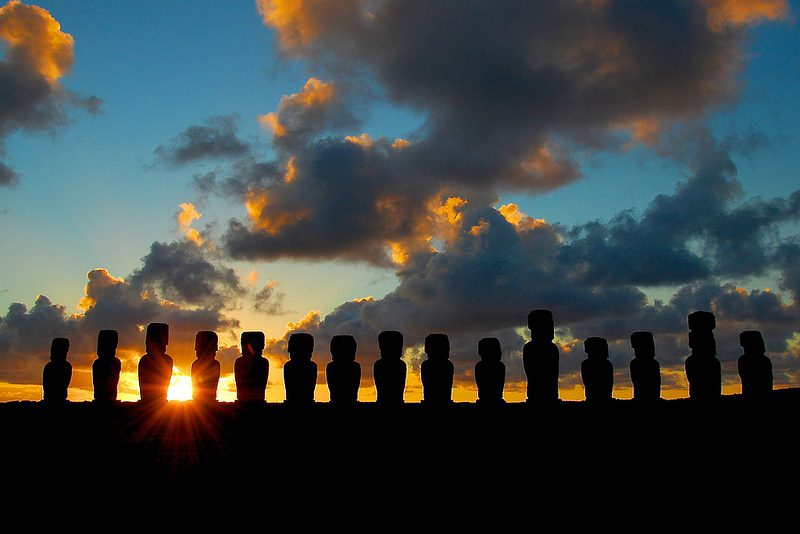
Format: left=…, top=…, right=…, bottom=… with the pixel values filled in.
left=1, top=0, right=799, bottom=400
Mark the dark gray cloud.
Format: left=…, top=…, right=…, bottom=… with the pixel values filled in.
left=153, top=115, right=251, bottom=167
left=0, top=239, right=243, bottom=384
left=253, top=281, right=289, bottom=315
left=128, top=240, right=245, bottom=310
left=0, top=1, right=100, bottom=186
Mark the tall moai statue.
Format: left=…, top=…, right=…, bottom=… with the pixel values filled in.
left=738, top=330, right=773, bottom=400
left=523, top=309, right=560, bottom=403
left=374, top=330, right=406, bottom=405
left=629, top=331, right=661, bottom=401
left=234, top=331, right=269, bottom=402
left=581, top=337, right=613, bottom=402
left=43, top=337, right=72, bottom=402
left=685, top=311, right=721, bottom=401
left=326, top=335, right=361, bottom=406
left=138, top=323, right=172, bottom=402
left=92, top=329, right=121, bottom=402
left=421, top=333, right=454, bottom=406
left=284, top=332, right=317, bottom=405
left=192, top=330, right=220, bottom=402
left=475, top=337, right=505, bottom=405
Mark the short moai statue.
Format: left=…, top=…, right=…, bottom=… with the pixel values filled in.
left=234, top=331, right=269, bottom=402
left=326, top=335, right=361, bottom=406
left=581, top=337, right=613, bottom=402
left=629, top=331, right=661, bottom=402
left=738, top=330, right=773, bottom=400
left=421, top=333, right=454, bottom=406
left=475, top=337, right=505, bottom=405
left=685, top=311, right=721, bottom=401
left=523, top=309, right=560, bottom=403
left=284, top=333, right=317, bottom=405
left=374, top=330, right=406, bottom=405
left=92, top=329, right=121, bottom=402
left=138, top=323, right=172, bottom=402
left=43, top=337, right=72, bottom=402
left=192, top=330, right=220, bottom=402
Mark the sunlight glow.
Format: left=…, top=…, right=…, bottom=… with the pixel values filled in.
left=167, top=368, right=194, bottom=401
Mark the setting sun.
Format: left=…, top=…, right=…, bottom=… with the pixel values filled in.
left=167, top=369, right=194, bottom=401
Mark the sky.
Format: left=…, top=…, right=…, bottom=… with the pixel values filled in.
left=0, top=0, right=799, bottom=402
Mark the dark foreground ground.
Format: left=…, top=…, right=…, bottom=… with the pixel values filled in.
left=2, top=390, right=798, bottom=526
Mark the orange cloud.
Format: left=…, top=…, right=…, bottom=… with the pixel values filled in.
left=256, top=0, right=323, bottom=50
left=245, top=190, right=310, bottom=235
left=705, top=0, right=789, bottom=29
left=0, top=0, right=74, bottom=83
left=498, top=203, right=548, bottom=232
left=77, top=268, right=125, bottom=311
left=177, top=202, right=204, bottom=245
left=258, top=77, right=335, bottom=137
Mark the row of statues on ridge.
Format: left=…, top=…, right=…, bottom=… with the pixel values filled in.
left=42, top=309, right=774, bottom=404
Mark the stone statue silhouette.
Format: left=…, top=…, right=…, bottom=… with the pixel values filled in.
left=92, top=329, right=121, bottom=402
left=629, top=331, right=661, bottom=401
left=421, top=333, right=454, bottom=406
left=581, top=337, right=613, bottom=402
left=138, top=323, right=172, bottom=402
left=523, top=309, right=559, bottom=403
left=738, top=330, right=773, bottom=400
left=43, top=337, right=72, bottom=402
left=685, top=311, right=721, bottom=401
left=326, top=335, right=361, bottom=405
left=192, top=330, right=220, bottom=402
left=374, top=330, right=406, bottom=405
left=284, top=332, right=317, bottom=405
left=234, top=331, right=269, bottom=402
left=475, top=337, right=505, bottom=405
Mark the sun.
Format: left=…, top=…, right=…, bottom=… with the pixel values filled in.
left=167, top=368, right=193, bottom=401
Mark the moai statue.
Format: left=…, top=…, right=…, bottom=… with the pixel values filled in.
left=284, top=333, right=317, bottom=405
left=475, top=337, right=506, bottom=405
left=629, top=331, right=661, bottom=402
left=685, top=311, right=721, bottom=401
left=738, top=330, right=773, bottom=400
left=192, top=331, right=220, bottom=402
left=138, top=323, right=172, bottom=402
left=234, top=331, right=269, bottom=402
left=421, top=333, right=454, bottom=406
left=523, top=309, right=560, bottom=403
left=581, top=337, right=613, bottom=402
left=374, top=330, right=406, bottom=405
left=326, top=335, right=361, bottom=406
left=93, top=329, right=121, bottom=402
left=43, top=337, right=72, bottom=402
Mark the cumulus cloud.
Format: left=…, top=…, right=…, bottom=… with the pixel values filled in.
left=0, top=259, right=240, bottom=385
left=267, top=137, right=800, bottom=397
left=0, top=1, right=99, bottom=186
left=153, top=115, right=251, bottom=167
left=127, top=240, right=245, bottom=311
left=170, top=1, right=788, bottom=265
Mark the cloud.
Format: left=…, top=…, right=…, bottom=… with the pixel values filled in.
left=253, top=281, right=289, bottom=315
left=127, top=240, right=245, bottom=311
left=0, top=1, right=99, bottom=186
left=160, top=1, right=789, bottom=265
left=153, top=115, right=250, bottom=167
left=0, top=261, right=240, bottom=385
left=273, top=136, right=800, bottom=396
left=177, top=202, right=204, bottom=245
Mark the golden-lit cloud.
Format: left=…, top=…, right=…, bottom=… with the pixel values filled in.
left=245, top=190, right=310, bottom=235
left=246, top=270, right=259, bottom=285
left=177, top=202, right=204, bottom=245
left=258, top=77, right=336, bottom=138
left=705, top=0, right=789, bottom=29
left=256, top=0, right=324, bottom=50
left=498, top=203, right=548, bottom=232
left=0, top=0, right=74, bottom=83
